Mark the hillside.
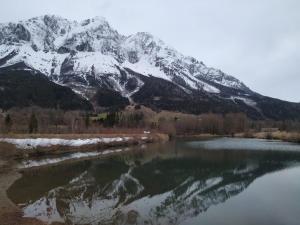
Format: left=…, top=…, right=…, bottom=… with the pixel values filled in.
left=0, top=63, right=92, bottom=110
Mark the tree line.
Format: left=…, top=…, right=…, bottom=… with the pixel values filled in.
left=1, top=106, right=300, bottom=135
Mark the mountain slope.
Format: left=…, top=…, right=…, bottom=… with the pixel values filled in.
left=0, top=15, right=299, bottom=120
left=0, top=63, right=92, bottom=110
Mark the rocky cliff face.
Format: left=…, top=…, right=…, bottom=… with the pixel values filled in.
left=0, top=15, right=299, bottom=119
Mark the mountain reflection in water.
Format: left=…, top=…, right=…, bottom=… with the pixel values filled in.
left=8, top=139, right=300, bottom=225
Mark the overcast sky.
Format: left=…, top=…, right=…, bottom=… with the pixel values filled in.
left=0, top=0, right=299, bottom=102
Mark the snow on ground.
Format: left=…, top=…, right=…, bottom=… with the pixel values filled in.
left=73, top=52, right=119, bottom=75
left=20, top=148, right=130, bottom=168
left=192, top=76, right=220, bottom=93
left=0, top=44, right=16, bottom=58
left=0, top=44, right=68, bottom=76
left=230, top=96, right=257, bottom=107
left=0, top=137, right=133, bottom=149
left=122, top=57, right=220, bottom=93
left=122, top=57, right=172, bottom=81
left=118, top=70, right=145, bottom=100
left=200, top=67, right=246, bottom=90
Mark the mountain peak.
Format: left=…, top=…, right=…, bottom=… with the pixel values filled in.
left=26, top=14, right=71, bottom=25
left=127, top=32, right=165, bottom=46
left=0, top=15, right=253, bottom=108
left=80, top=16, right=109, bottom=27
left=1, top=15, right=300, bottom=120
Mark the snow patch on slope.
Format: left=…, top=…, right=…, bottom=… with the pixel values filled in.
left=231, top=96, right=257, bottom=107
left=72, top=52, right=119, bottom=75
left=122, top=58, right=171, bottom=81
left=0, top=44, right=68, bottom=75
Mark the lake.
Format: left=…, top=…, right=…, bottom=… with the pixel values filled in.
left=8, top=138, right=300, bottom=225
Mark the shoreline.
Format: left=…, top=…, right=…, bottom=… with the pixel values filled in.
left=235, top=131, right=300, bottom=144
left=176, top=131, right=300, bottom=144
left=1, top=132, right=299, bottom=224
left=0, top=133, right=168, bottom=158
left=0, top=160, right=46, bottom=224
left=0, top=132, right=168, bottom=225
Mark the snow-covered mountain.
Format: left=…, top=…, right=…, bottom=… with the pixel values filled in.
left=1, top=15, right=300, bottom=119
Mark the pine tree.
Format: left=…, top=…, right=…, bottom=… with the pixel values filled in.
left=4, top=114, right=12, bottom=133
left=29, top=113, right=38, bottom=133
left=104, top=111, right=120, bottom=127
left=85, top=113, right=90, bottom=129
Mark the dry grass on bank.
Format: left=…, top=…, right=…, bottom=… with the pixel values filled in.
left=238, top=131, right=300, bottom=143
left=0, top=132, right=148, bottom=139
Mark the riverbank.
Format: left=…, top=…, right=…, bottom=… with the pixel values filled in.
left=0, top=132, right=168, bottom=224
left=176, top=131, right=300, bottom=144
left=0, top=143, right=47, bottom=225
left=175, top=133, right=220, bottom=140
left=236, top=131, right=300, bottom=143
left=0, top=133, right=168, bottom=158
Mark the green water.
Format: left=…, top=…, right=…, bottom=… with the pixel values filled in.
left=8, top=138, right=300, bottom=225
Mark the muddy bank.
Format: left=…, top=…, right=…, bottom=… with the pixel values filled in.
left=0, top=171, right=47, bottom=225
left=0, top=145, right=46, bottom=225
left=0, top=171, right=20, bottom=214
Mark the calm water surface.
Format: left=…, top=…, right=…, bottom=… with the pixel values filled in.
left=8, top=138, right=300, bottom=225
